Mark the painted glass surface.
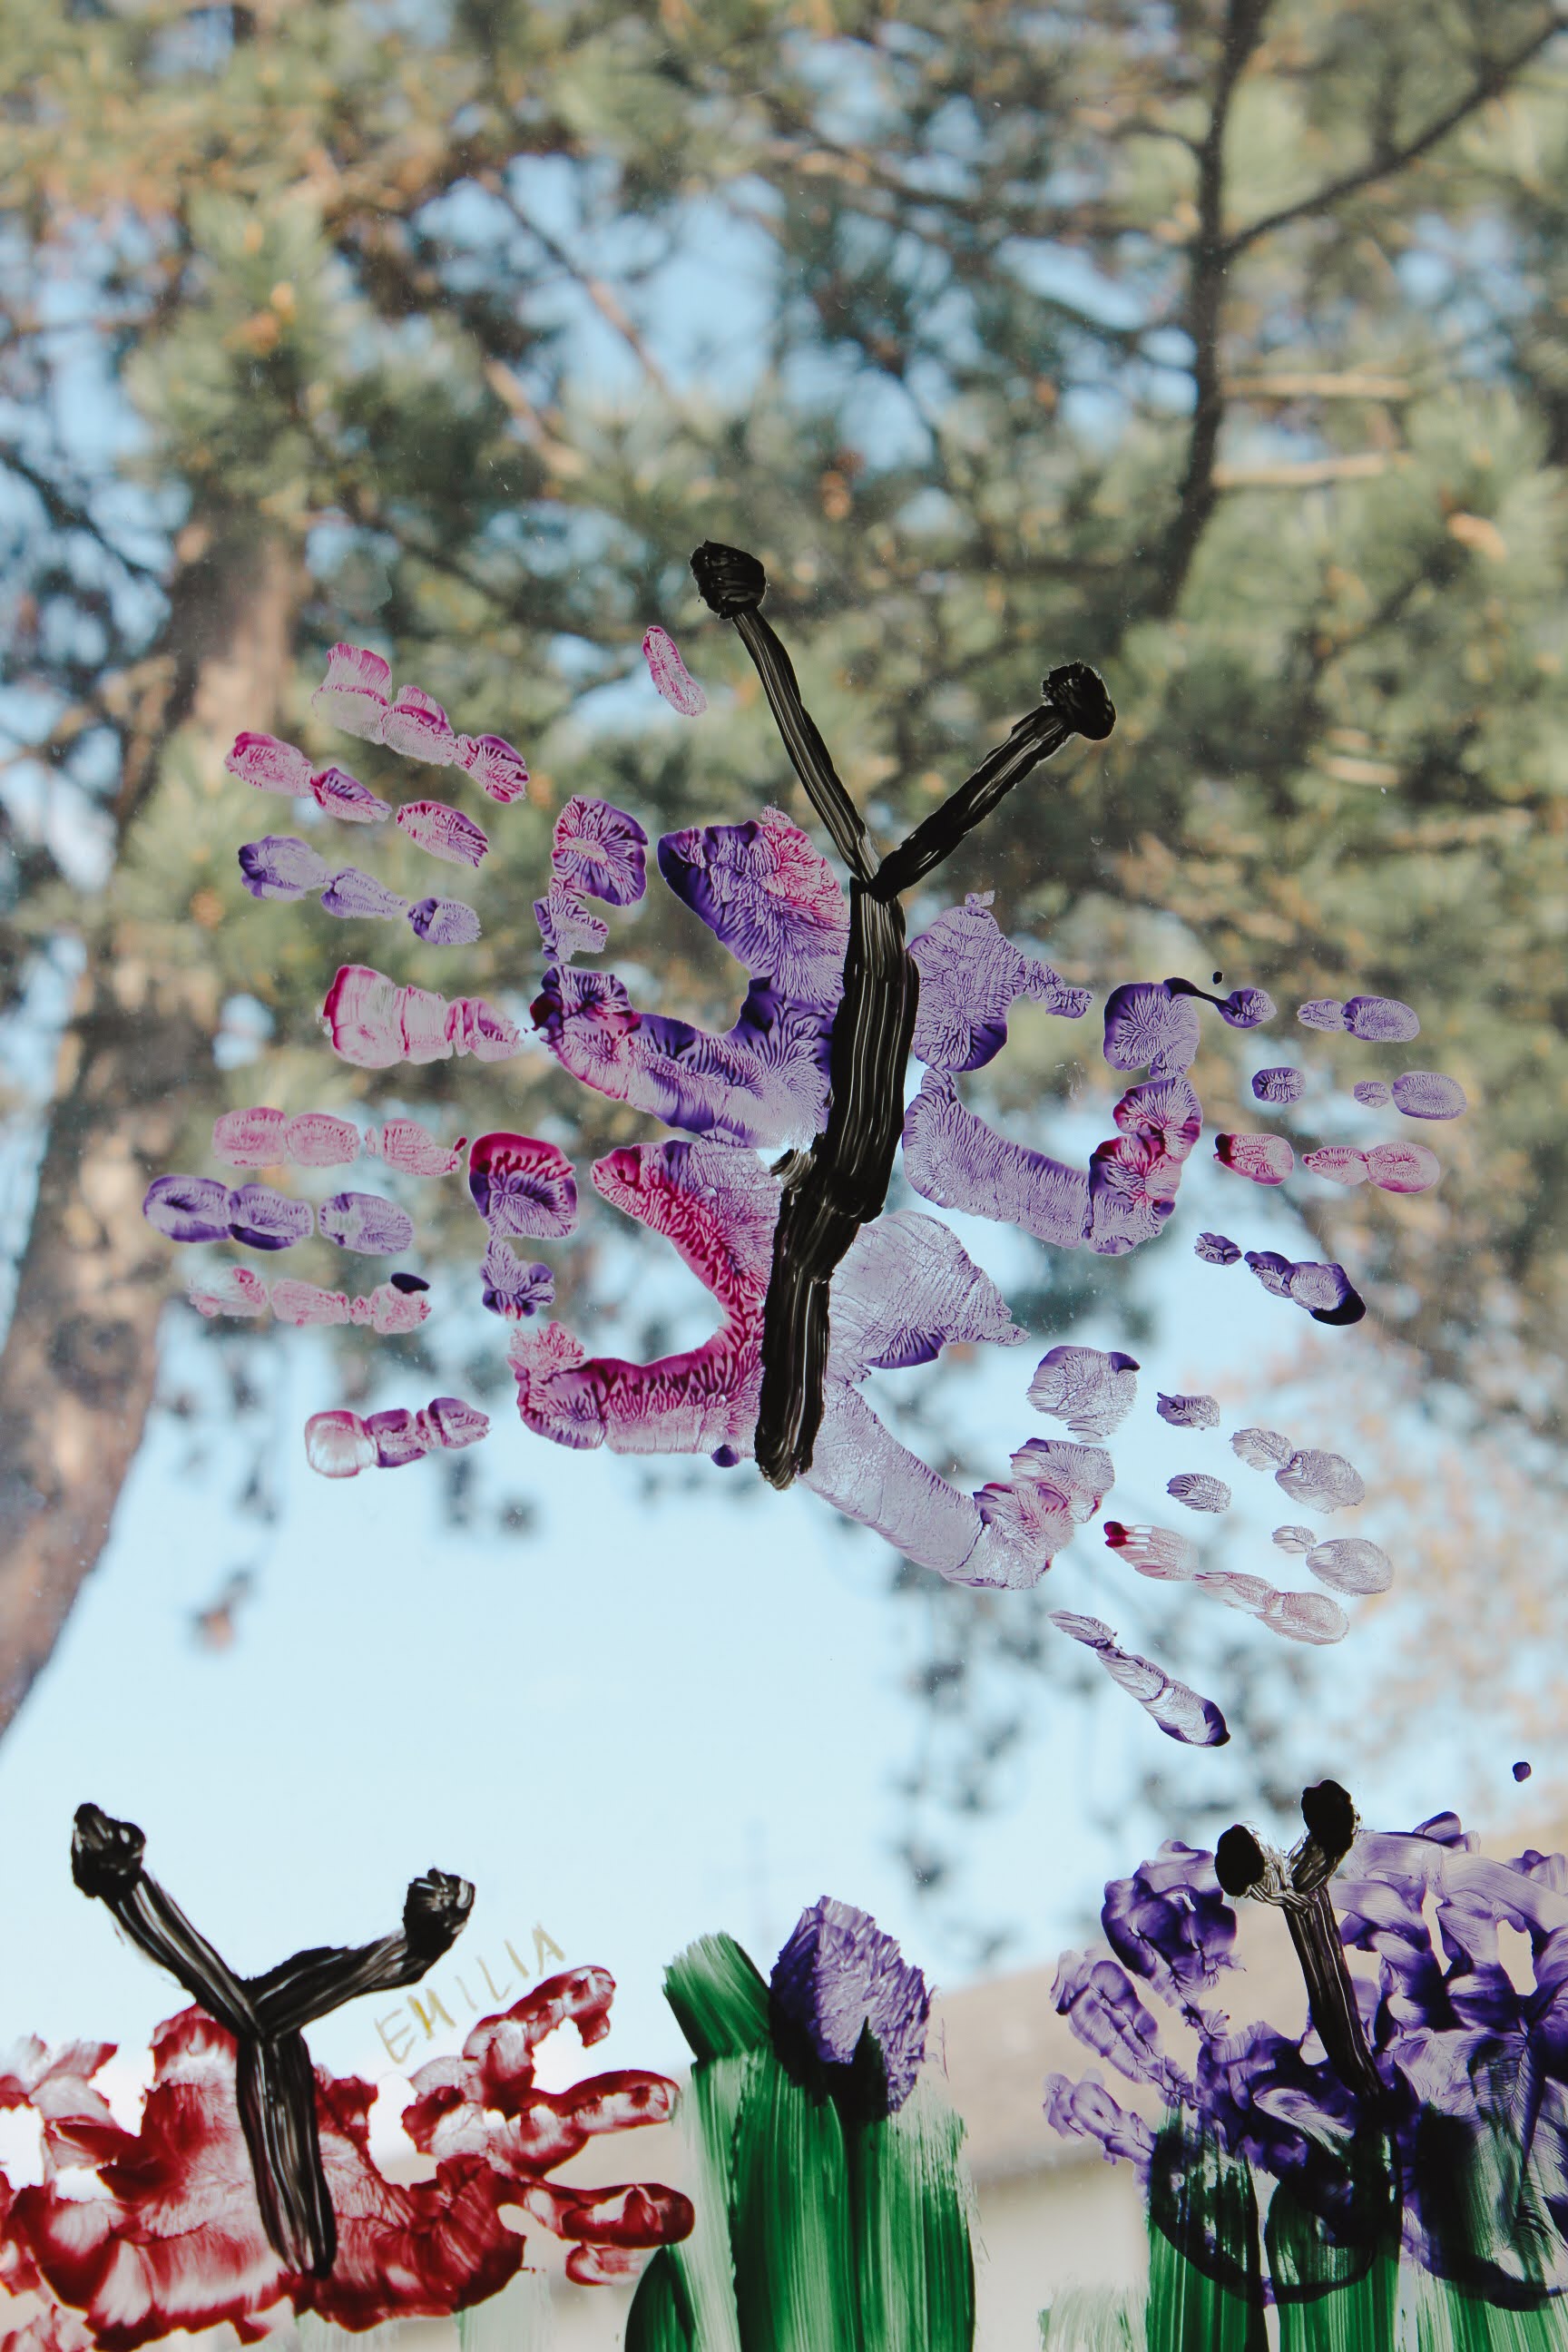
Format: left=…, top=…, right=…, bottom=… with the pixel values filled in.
left=0, top=3, right=1564, bottom=2345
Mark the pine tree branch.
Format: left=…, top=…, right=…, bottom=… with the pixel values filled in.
left=499, top=197, right=677, bottom=406
left=0, top=442, right=166, bottom=586
left=1145, top=0, right=1275, bottom=621
left=1224, top=12, right=1568, bottom=255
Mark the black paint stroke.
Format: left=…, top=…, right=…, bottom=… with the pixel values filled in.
left=1215, top=1779, right=1385, bottom=2106
left=691, top=541, right=1113, bottom=1488
left=73, top=1801, right=473, bottom=2277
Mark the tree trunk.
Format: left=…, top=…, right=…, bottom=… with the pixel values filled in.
left=0, top=524, right=298, bottom=1732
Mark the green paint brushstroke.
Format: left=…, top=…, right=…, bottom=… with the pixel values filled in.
left=730, top=2042, right=860, bottom=2352
left=1407, top=2266, right=1568, bottom=2352
left=1145, top=2118, right=1266, bottom=2352
left=628, top=1926, right=976, bottom=2352
left=1267, top=2122, right=1399, bottom=2352
left=627, top=2249, right=700, bottom=2352
left=1039, top=2283, right=1147, bottom=2352
left=664, top=1932, right=772, bottom=2063
left=1269, top=2187, right=1399, bottom=2352
left=630, top=1940, right=760, bottom=2352
left=848, top=2075, right=975, bottom=2352
left=1411, top=2090, right=1568, bottom=2309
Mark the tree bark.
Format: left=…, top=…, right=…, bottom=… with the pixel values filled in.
left=0, top=524, right=298, bottom=1732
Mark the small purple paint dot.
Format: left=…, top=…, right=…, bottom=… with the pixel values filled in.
left=710, top=1444, right=740, bottom=1467
left=1514, top=1759, right=1533, bottom=1783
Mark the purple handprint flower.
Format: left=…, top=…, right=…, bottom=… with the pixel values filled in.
left=769, top=1897, right=930, bottom=2119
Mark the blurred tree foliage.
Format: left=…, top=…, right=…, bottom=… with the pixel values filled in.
left=1, top=0, right=1565, bottom=1919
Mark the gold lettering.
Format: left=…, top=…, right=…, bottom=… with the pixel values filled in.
left=456, top=1975, right=479, bottom=2014
left=478, top=1955, right=511, bottom=2004
left=533, top=1924, right=566, bottom=1971
left=408, top=1986, right=456, bottom=2040
left=505, top=1939, right=531, bottom=1981
left=376, top=2009, right=416, bottom=2068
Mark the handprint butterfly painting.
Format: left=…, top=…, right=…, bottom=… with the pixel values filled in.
left=147, top=542, right=1468, bottom=1755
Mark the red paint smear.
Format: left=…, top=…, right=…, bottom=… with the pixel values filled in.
left=1, top=1975, right=691, bottom=2348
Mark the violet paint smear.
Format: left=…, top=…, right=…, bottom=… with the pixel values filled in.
left=305, top=1395, right=489, bottom=1476
left=551, top=789, right=649, bottom=904
left=1, top=1965, right=689, bottom=2342
left=1302, top=1140, right=1441, bottom=1192
left=1167, top=1472, right=1231, bottom=1514
left=214, top=1106, right=358, bottom=1165
left=1046, top=1612, right=1228, bottom=1744
left=1306, top=1535, right=1392, bottom=1593
left=1157, top=1391, right=1220, bottom=1429
left=478, top=1239, right=554, bottom=1318
left=1244, top=1247, right=1366, bottom=1323
left=1192, top=1572, right=1348, bottom=1644
left=317, top=1190, right=414, bottom=1254
left=534, top=802, right=844, bottom=1150
left=1232, top=1429, right=1370, bottom=1514
left=770, top=1896, right=931, bottom=2118
left=467, top=1132, right=579, bottom=1238
left=1393, top=1070, right=1468, bottom=1118
left=1027, top=1344, right=1140, bottom=1436
left=1297, top=993, right=1420, bottom=1040
left=225, top=733, right=392, bottom=824
left=1195, top=1230, right=1241, bottom=1265
left=143, top=1175, right=312, bottom=1250
left=908, top=891, right=1090, bottom=1071
left=1275, top=1447, right=1366, bottom=1511
left=1230, top=1426, right=1291, bottom=1469
left=508, top=1138, right=773, bottom=1460
left=187, top=1268, right=430, bottom=1333
left=1030, top=1782, right=1568, bottom=2322
left=642, top=623, right=708, bottom=716
left=1250, top=1065, right=1303, bottom=1104
left=903, top=979, right=1218, bottom=1257
left=238, top=839, right=482, bottom=945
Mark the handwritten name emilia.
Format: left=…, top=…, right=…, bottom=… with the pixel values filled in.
left=373, top=1922, right=566, bottom=2069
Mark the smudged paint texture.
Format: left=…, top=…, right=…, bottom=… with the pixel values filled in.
left=627, top=1905, right=973, bottom=2352
left=182, top=538, right=1428, bottom=1749
left=0, top=1968, right=691, bottom=2346
left=306, top=1394, right=488, bottom=1475
left=1044, top=1805, right=1568, bottom=2339
left=643, top=624, right=707, bottom=716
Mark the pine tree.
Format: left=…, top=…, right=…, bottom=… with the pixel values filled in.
left=0, top=0, right=1564, bottom=1818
